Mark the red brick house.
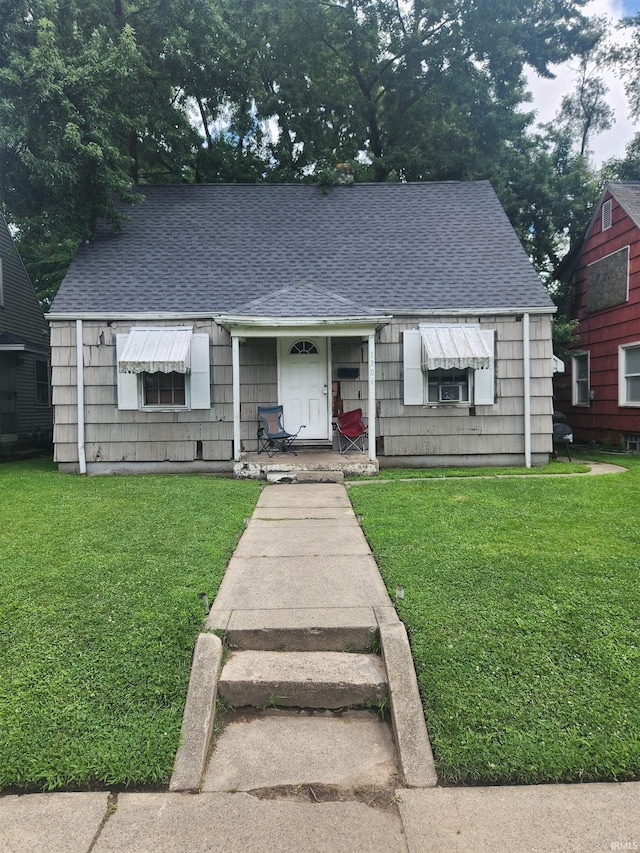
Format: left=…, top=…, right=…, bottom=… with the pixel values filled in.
left=557, top=181, right=640, bottom=449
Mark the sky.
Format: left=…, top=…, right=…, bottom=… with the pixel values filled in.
left=527, top=0, right=640, bottom=165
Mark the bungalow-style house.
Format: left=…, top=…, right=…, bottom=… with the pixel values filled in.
left=47, top=181, right=556, bottom=475
left=556, top=181, right=640, bottom=449
left=0, top=215, right=52, bottom=454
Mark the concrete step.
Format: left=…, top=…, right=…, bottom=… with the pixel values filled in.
left=218, top=650, right=388, bottom=709
left=202, top=709, right=400, bottom=794
left=210, top=607, right=379, bottom=652
left=266, top=471, right=345, bottom=484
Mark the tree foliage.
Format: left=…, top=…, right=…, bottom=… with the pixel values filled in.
left=0, top=0, right=615, bottom=305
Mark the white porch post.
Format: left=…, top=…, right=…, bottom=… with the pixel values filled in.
left=368, top=332, right=376, bottom=461
left=232, top=334, right=241, bottom=461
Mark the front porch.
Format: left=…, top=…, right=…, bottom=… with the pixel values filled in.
left=234, top=448, right=379, bottom=482
left=218, top=302, right=392, bottom=467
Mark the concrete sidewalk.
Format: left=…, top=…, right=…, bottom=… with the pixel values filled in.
left=2, top=780, right=638, bottom=852
left=1, top=484, right=638, bottom=852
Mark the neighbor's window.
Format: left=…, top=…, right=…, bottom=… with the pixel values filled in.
left=143, top=371, right=186, bottom=407
left=619, top=344, right=640, bottom=407
left=572, top=353, right=589, bottom=406
left=427, top=369, right=471, bottom=404
left=35, top=359, right=50, bottom=406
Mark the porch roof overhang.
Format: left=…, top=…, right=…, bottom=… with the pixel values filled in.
left=0, top=331, right=46, bottom=353
left=0, top=343, right=27, bottom=352
left=420, top=325, right=492, bottom=370
left=217, top=314, right=392, bottom=338
left=118, top=326, right=193, bottom=374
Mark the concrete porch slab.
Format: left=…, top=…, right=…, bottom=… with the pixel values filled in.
left=235, top=451, right=379, bottom=481
left=203, top=710, right=399, bottom=792
left=211, top=555, right=393, bottom=610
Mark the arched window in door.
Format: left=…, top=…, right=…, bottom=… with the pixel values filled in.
left=289, top=340, right=319, bottom=355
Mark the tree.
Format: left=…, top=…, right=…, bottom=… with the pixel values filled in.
left=604, top=13, right=640, bottom=183
left=0, top=0, right=231, bottom=301
left=232, top=0, right=595, bottom=179
left=0, top=0, right=607, bottom=304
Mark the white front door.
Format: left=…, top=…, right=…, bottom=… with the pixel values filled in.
left=278, top=337, right=330, bottom=440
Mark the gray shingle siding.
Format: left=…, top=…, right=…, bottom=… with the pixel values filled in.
left=51, top=182, right=553, bottom=315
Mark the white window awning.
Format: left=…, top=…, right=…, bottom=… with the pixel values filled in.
left=420, top=326, right=492, bottom=371
left=118, top=327, right=193, bottom=374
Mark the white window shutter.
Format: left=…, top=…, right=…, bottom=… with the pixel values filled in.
left=190, top=334, right=211, bottom=410
left=403, top=329, right=424, bottom=405
left=474, top=329, right=495, bottom=405
left=116, top=334, right=139, bottom=410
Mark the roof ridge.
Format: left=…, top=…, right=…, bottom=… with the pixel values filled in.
left=231, top=281, right=378, bottom=316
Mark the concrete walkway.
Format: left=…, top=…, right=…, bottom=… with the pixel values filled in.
left=1, top=483, right=638, bottom=852
left=2, top=781, right=639, bottom=852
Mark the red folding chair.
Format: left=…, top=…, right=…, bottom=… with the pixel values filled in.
left=336, top=408, right=367, bottom=454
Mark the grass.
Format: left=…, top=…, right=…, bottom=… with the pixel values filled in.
left=348, top=454, right=640, bottom=785
left=0, top=459, right=261, bottom=792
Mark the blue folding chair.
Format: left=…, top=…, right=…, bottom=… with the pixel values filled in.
left=257, top=405, right=305, bottom=456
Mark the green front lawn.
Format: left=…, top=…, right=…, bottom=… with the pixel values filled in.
left=0, top=460, right=261, bottom=792
left=349, top=454, right=640, bottom=785
left=3, top=454, right=639, bottom=791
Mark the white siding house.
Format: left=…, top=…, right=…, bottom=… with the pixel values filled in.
left=48, top=182, right=555, bottom=474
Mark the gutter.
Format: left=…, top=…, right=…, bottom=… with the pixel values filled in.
left=46, top=306, right=557, bottom=322
left=388, top=305, right=556, bottom=317
left=76, top=319, right=86, bottom=474
left=47, top=311, right=217, bottom=322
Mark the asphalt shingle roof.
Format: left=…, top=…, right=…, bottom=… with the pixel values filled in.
left=50, top=182, right=553, bottom=315
left=608, top=181, right=640, bottom=230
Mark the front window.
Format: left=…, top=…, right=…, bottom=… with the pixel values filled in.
left=143, top=371, right=186, bottom=407
left=35, top=359, right=50, bottom=406
left=427, top=369, right=471, bottom=404
left=620, top=344, right=640, bottom=407
left=572, top=353, right=589, bottom=406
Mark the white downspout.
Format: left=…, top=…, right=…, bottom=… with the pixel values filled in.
left=75, top=319, right=86, bottom=474
left=368, top=333, right=376, bottom=461
left=523, top=312, right=531, bottom=469
left=232, top=334, right=241, bottom=461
